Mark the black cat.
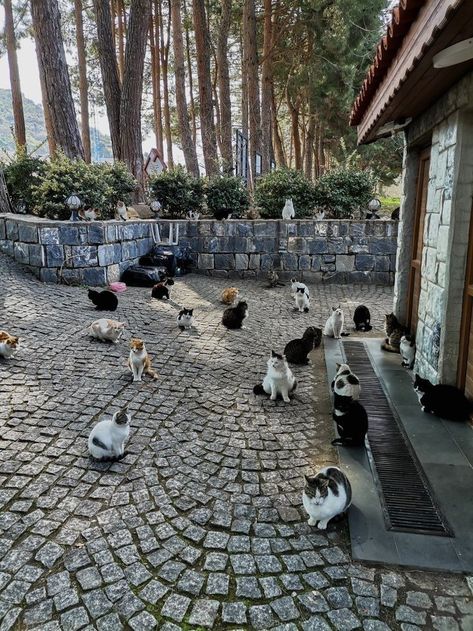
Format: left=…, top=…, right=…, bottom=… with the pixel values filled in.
left=214, top=209, right=232, bottom=220
left=222, top=301, right=248, bottom=329
left=88, top=289, right=118, bottom=311
left=353, top=305, right=372, bottom=332
left=391, top=207, right=400, bottom=220
left=284, top=326, right=322, bottom=364
left=413, top=375, right=472, bottom=421
left=332, top=393, right=368, bottom=447
left=151, top=277, right=174, bottom=300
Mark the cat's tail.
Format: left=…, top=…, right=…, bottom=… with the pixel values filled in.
left=340, top=332, right=350, bottom=337
left=146, top=367, right=159, bottom=380
left=253, top=384, right=265, bottom=395
left=364, top=324, right=372, bottom=331
left=304, top=307, right=309, bottom=313
left=290, top=379, right=298, bottom=393
left=381, top=342, right=400, bottom=353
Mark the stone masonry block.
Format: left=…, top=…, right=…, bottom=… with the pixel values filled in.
left=6, top=220, right=19, bottom=241
left=39, top=268, right=58, bottom=283
left=355, top=254, right=375, bottom=271
left=87, top=224, right=106, bottom=244
left=39, top=227, right=60, bottom=245
left=307, top=239, right=327, bottom=255
left=18, top=224, right=38, bottom=243
left=235, top=254, right=249, bottom=270
left=71, top=245, right=98, bottom=267
left=249, top=254, right=260, bottom=270
left=58, top=226, right=80, bottom=245
left=83, top=267, right=107, bottom=286
left=287, top=237, right=306, bottom=253
left=45, top=245, right=65, bottom=267
left=28, top=244, right=45, bottom=267
left=14, top=242, right=29, bottom=264
left=198, top=254, right=214, bottom=269
left=336, top=255, right=355, bottom=272
left=215, top=253, right=235, bottom=270
left=299, top=255, right=311, bottom=271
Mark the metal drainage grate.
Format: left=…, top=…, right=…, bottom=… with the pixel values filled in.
left=342, top=341, right=453, bottom=537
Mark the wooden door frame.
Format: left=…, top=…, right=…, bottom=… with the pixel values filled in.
left=457, top=203, right=473, bottom=390
left=406, top=147, right=431, bottom=331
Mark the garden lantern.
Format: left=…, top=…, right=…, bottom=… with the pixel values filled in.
left=150, top=200, right=161, bottom=215
left=366, top=197, right=381, bottom=220
left=66, top=194, right=82, bottom=221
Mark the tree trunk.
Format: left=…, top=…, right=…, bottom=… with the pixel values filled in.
left=192, top=0, right=218, bottom=175
left=271, top=84, right=285, bottom=167
left=305, top=111, right=316, bottom=180
left=260, top=0, right=273, bottom=173
left=171, top=0, right=199, bottom=176
left=93, top=0, right=122, bottom=160
left=243, top=0, right=261, bottom=186
left=216, top=0, right=232, bottom=173
left=160, top=0, right=174, bottom=167
left=4, top=0, right=26, bottom=149
left=31, top=0, right=84, bottom=159
left=74, top=0, right=91, bottom=162
left=117, top=0, right=125, bottom=80
left=288, top=92, right=302, bottom=170
left=34, top=33, right=56, bottom=156
left=149, top=4, right=163, bottom=154
left=184, top=0, right=197, bottom=145
left=240, top=32, right=248, bottom=140
left=119, top=0, right=151, bottom=192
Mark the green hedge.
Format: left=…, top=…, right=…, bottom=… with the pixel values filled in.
left=254, top=169, right=316, bottom=218
left=205, top=175, right=249, bottom=218
left=148, top=166, right=204, bottom=218
left=314, top=169, right=375, bottom=219
left=2, top=147, right=46, bottom=212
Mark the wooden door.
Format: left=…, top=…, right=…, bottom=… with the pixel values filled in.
left=407, top=148, right=430, bottom=332
left=457, top=207, right=473, bottom=400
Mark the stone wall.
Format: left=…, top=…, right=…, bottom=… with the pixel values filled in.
left=0, top=213, right=398, bottom=285
left=0, top=214, right=154, bottom=285
left=394, top=70, right=473, bottom=384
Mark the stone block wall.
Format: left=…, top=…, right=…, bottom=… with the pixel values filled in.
left=394, top=70, right=473, bottom=384
left=0, top=214, right=154, bottom=285
left=0, top=213, right=398, bottom=286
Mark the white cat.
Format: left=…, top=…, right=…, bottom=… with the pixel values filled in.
left=295, top=287, right=310, bottom=313
left=400, top=335, right=416, bottom=369
left=324, top=306, right=345, bottom=339
left=90, top=319, right=125, bottom=344
left=315, top=210, right=325, bottom=220
left=253, top=351, right=297, bottom=402
left=332, top=363, right=360, bottom=400
left=88, top=408, right=131, bottom=461
left=282, top=198, right=295, bottom=220
left=177, top=308, right=194, bottom=330
left=291, top=278, right=310, bottom=298
left=302, top=466, right=352, bottom=530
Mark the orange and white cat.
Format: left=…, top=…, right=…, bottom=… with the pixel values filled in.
left=0, top=331, right=19, bottom=359
left=90, top=319, right=125, bottom=343
left=128, top=338, right=158, bottom=382
left=221, top=287, right=239, bottom=305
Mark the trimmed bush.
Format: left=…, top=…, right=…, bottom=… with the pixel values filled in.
left=31, top=153, right=136, bottom=220
left=205, top=175, right=249, bottom=219
left=314, top=169, right=375, bottom=219
left=254, top=169, right=317, bottom=218
left=2, top=147, right=46, bottom=212
left=149, top=166, right=204, bottom=217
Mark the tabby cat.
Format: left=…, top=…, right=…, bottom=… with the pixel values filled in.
left=382, top=312, right=406, bottom=353
left=302, top=467, right=352, bottom=529
left=284, top=327, right=322, bottom=364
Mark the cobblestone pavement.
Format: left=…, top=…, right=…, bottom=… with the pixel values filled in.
left=0, top=252, right=472, bottom=631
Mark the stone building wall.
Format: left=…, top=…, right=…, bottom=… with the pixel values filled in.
left=394, top=71, right=473, bottom=384
left=0, top=213, right=398, bottom=285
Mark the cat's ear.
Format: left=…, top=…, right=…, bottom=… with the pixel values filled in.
left=189, top=309, right=194, bottom=315
left=304, top=474, right=313, bottom=484
left=336, top=362, right=341, bottom=370
left=331, top=307, right=336, bottom=312
left=271, top=350, right=277, bottom=357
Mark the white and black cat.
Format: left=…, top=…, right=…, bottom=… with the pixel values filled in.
left=400, top=335, right=416, bottom=368
left=332, top=394, right=368, bottom=446
left=88, top=289, right=118, bottom=312
left=291, top=278, right=309, bottom=298
left=253, top=350, right=297, bottom=402
left=177, top=308, right=194, bottom=330
left=302, top=466, right=352, bottom=530
left=295, top=287, right=310, bottom=313
left=331, top=363, right=360, bottom=400
left=284, top=326, right=322, bottom=364
left=222, top=301, right=249, bottom=329
left=353, top=305, right=372, bottom=332
left=151, top=277, right=174, bottom=300
left=88, top=407, right=130, bottom=461
left=413, top=375, right=472, bottom=422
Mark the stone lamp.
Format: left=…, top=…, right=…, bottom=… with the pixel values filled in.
left=66, top=194, right=82, bottom=222
left=366, top=197, right=381, bottom=220
left=150, top=200, right=161, bottom=215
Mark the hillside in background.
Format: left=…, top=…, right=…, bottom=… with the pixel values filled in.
left=0, top=89, right=112, bottom=160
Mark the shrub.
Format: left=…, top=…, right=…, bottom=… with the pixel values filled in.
left=31, top=153, right=136, bottom=220
left=314, top=169, right=375, bottom=219
left=254, top=169, right=316, bottom=218
left=2, top=147, right=46, bottom=212
left=149, top=166, right=204, bottom=217
left=205, top=175, right=249, bottom=219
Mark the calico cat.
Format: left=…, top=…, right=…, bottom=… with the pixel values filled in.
left=222, top=301, right=248, bottom=330
left=128, top=338, right=158, bottom=381
left=413, top=375, right=472, bottom=421
left=90, top=319, right=125, bottom=343
left=115, top=201, right=128, bottom=221
left=253, top=350, right=297, bottom=402
left=332, top=396, right=368, bottom=446
left=282, top=198, right=295, bottom=220
left=400, top=335, right=416, bottom=368
left=221, top=287, right=239, bottom=305
left=324, top=306, right=348, bottom=339
left=291, top=278, right=309, bottom=297
left=295, top=287, right=310, bottom=313
left=0, top=331, right=20, bottom=359
left=284, top=326, right=322, bottom=364
left=353, top=305, right=372, bottom=332
left=331, top=363, right=360, bottom=400
left=382, top=312, right=406, bottom=353
left=267, top=270, right=285, bottom=288
left=88, top=407, right=130, bottom=461
left=177, top=308, right=194, bottom=330
left=302, top=466, right=352, bottom=529
left=151, top=278, right=175, bottom=300
left=88, top=289, right=118, bottom=312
